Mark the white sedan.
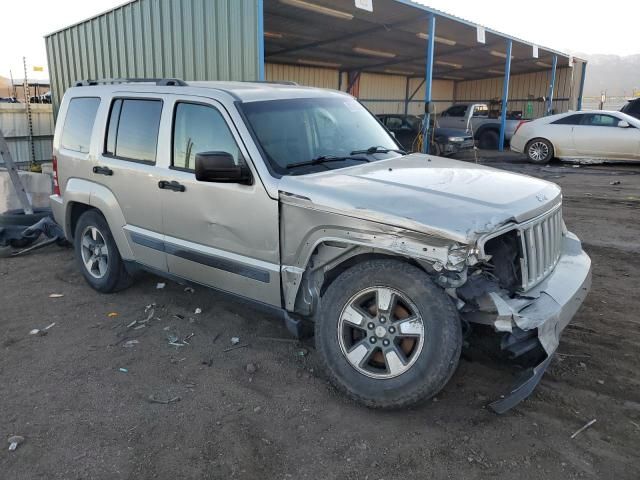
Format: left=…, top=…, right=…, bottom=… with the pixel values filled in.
left=511, top=110, right=640, bottom=163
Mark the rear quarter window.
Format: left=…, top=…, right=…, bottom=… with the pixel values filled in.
left=60, top=97, right=100, bottom=153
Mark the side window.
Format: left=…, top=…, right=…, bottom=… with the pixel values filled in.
left=444, top=105, right=468, bottom=117
left=105, top=98, right=162, bottom=163
left=61, top=97, right=100, bottom=153
left=581, top=114, right=619, bottom=127
left=385, top=117, right=403, bottom=130
left=472, top=105, right=488, bottom=117
left=552, top=114, right=583, bottom=125
left=172, top=102, right=241, bottom=170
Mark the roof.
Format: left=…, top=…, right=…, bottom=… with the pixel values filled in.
left=65, top=80, right=351, bottom=103
left=265, top=0, right=584, bottom=81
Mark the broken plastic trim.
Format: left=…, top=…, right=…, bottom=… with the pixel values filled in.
left=489, top=354, right=554, bottom=414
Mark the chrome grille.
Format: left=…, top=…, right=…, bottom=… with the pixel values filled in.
left=518, top=207, right=563, bottom=290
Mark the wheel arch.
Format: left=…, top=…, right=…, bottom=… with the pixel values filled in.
left=63, top=179, right=134, bottom=259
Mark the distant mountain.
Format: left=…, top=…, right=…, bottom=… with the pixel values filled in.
left=575, top=54, right=640, bottom=97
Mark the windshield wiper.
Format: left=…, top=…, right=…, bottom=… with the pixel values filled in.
left=286, top=155, right=370, bottom=170
left=350, top=146, right=407, bottom=156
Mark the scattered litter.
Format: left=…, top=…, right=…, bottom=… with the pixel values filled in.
left=194, top=308, right=202, bottom=314
left=173, top=314, right=185, bottom=320
left=147, top=394, right=181, bottom=405
left=170, top=357, right=186, bottom=364
left=183, top=333, right=195, bottom=344
left=296, top=348, right=309, bottom=357
left=631, top=421, right=640, bottom=430
left=29, top=328, right=47, bottom=336
left=246, top=363, right=257, bottom=374
left=119, top=368, right=129, bottom=373
left=8, top=435, right=24, bottom=451
left=123, top=340, right=139, bottom=348
left=231, top=336, right=240, bottom=345
left=163, top=326, right=171, bottom=331
left=156, top=282, right=166, bottom=289
left=571, top=419, right=596, bottom=439
left=108, top=312, right=119, bottom=318
left=49, top=293, right=64, bottom=298
left=224, top=343, right=249, bottom=353
left=258, top=335, right=299, bottom=344
left=610, top=180, right=621, bottom=185
left=126, top=320, right=137, bottom=329
left=212, top=333, right=221, bottom=343
left=596, top=379, right=605, bottom=385
left=572, top=165, right=580, bottom=168
left=184, top=287, right=195, bottom=293
left=144, top=303, right=155, bottom=313
left=133, top=324, right=146, bottom=330
left=253, top=406, right=262, bottom=413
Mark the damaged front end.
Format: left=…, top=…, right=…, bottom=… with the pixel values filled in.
left=454, top=204, right=592, bottom=412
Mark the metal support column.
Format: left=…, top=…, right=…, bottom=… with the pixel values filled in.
left=421, top=13, right=436, bottom=154
left=577, top=62, right=587, bottom=111
left=404, top=76, right=410, bottom=115
left=546, top=54, right=557, bottom=116
left=257, top=0, right=265, bottom=81
left=498, top=39, right=512, bottom=151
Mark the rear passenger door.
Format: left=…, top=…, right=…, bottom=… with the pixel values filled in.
left=157, top=96, right=281, bottom=306
left=93, top=94, right=168, bottom=272
left=437, top=105, right=468, bottom=130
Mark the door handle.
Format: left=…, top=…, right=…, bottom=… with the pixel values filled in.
left=158, top=180, right=186, bottom=192
left=93, top=166, right=113, bottom=176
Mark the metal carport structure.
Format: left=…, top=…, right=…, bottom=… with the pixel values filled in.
left=262, top=0, right=586, bottom=152
left=45, top=0, right=587, bottom=152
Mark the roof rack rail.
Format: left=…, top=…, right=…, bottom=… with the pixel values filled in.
left=74, top=78, right=187, bottom=87
left=240, top=80, right=299, bottom=86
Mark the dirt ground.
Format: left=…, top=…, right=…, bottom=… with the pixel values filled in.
left=1, top=154, right=639, bottom=479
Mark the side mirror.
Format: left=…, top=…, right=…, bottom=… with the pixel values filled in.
left=195, top=152, right=251, bottom=184
left=618, top=120, right=630, bottom=128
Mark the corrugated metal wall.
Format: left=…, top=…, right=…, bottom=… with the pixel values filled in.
left=455, top=67, right=578, bottom=118
left=45, top=0, right=260, bottom=115
left=0, top=104, right=54, bottom=164
left=266, top=63, right=340, bottom=89
left=356, top=73, right=454, bottom=115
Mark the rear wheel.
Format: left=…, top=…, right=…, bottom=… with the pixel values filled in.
left=526, top=138, right=554, bottom=164
left=478, top=130, right=499, bottom=150
left=316, top=259, right=462, bottom=409
left=74, top=209, right=132, bottom=293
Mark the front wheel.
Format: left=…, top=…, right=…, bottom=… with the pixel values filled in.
left=316, top=259, right=462, bottom=409
left=526, top=138, right=554, bottom=164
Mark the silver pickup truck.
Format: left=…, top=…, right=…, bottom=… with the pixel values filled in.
left=50, top=80, right=591, bottom=412
left=437, top=103, right=525, bottom=149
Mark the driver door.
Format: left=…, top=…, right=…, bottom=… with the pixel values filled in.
left=157, top=95, right=281, bottom=306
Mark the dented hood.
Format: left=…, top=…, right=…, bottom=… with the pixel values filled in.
left=278, top=154, right=561, bottom=244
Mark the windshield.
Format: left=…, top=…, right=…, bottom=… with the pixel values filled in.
left=240, top=97, right=400, bottom=175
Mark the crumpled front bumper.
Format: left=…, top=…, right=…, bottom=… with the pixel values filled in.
left=481, top=231, right=592, bottom=412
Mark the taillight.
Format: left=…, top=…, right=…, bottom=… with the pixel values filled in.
left=52, top=155, right=60, bottom=195
left=514, top=120, right=528, bottom=135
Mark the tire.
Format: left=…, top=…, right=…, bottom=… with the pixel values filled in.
left=478, top=130, right=499, bottom=150
left=316, top=259, right=462, bottom=409
left=430, top=142, right=442, bottom=157
left=73, top=209, right=132, bottom=293
left=0, top=207, right=51, bottom=226
left=525, top=138, right=554, bottom=164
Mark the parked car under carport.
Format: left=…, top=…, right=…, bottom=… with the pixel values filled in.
left=377, top=114, right=475, bottom=156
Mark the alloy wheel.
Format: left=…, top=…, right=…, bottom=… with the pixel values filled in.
left=80, top=226, right=109, bottom=279
left=338, top=286, right=425, bottom=379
